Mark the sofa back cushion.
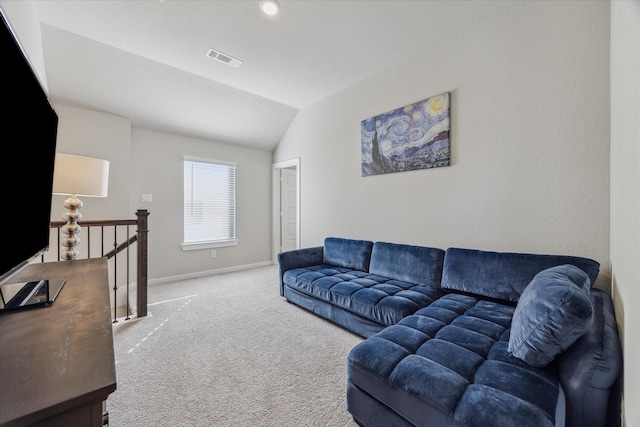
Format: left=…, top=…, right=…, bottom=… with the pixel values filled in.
left=441, top=247, right=600, bottom=303
left=369, top=242, right=445, bottom=288
left=323, top=237, right=374, bottom=272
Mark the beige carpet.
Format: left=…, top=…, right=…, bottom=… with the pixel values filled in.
left=107, top=265, right=363, bottom=427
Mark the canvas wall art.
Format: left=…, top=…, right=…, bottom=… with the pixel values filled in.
left=361, top=92, right=450, bottom=177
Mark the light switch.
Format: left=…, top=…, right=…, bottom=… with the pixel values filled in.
left=141, top=193, right=153, bottom=203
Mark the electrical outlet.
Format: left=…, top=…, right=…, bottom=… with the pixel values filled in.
left=210, top=250, right=216, bottom=258
left=141, top=193, right=153, bottom=203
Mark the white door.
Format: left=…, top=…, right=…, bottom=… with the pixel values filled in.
left=280, top=168, right=297, bottom=252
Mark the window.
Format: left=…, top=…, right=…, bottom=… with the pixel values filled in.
left=182, top=158, right=237, bottom=250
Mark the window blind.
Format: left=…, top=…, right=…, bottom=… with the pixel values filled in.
left=184, top=159, right=236, bottom=244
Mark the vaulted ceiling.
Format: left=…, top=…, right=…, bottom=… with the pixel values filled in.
left=30, top=0, right=516, bottom=151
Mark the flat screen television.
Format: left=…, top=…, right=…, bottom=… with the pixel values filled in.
left=0, top=10, right=64, bottom=309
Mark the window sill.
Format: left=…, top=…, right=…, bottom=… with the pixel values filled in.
left=181, top=239, right=239, bottom=251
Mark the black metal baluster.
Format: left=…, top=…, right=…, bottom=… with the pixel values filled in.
left=57, top=228, right=61, bottom=261
left=125, top=225, right=131, bottom=320
left=112, top=225, right=118, bottom=323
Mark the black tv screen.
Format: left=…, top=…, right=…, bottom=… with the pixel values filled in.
left=0, top=10, right=58, bottom=285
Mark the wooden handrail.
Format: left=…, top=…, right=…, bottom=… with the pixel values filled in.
left=104, top=235, right=138, bottom=259
left=50, top=218, right=138, bottom=228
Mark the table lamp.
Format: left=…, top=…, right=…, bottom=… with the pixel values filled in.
left=52, top=153, right=109, bottom=260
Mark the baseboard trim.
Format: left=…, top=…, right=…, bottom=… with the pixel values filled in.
left=148, top=261, right=274, bottom=285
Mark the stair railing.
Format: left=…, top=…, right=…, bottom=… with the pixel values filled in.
left=48, top=209, right=149, bottom=321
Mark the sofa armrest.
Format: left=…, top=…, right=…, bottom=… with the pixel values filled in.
left=277, top=246, right=323, bottom=296
left=557, top=288, right=622, bottom=427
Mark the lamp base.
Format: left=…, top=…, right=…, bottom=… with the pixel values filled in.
left=61, top=195, right=83, bottom=261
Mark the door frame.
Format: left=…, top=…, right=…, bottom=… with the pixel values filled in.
left=272, top=157, right=300, bottom=262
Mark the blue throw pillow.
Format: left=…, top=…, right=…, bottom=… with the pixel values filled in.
left=508, top=264, right=594, bottom=367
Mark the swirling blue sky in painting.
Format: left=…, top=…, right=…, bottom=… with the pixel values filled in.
left=361, top=92, right=450, bottom=168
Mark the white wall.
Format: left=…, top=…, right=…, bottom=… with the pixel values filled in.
left=130, top=128, right=273, bottom=282
left=1, top=0, right=49, bottom=94
left=274, top=1, right=611, bottom=284
left=50, top=104, right=132, bottom=222
left=610, top=1, right=640, bottom=425
left=44, top=104, right=132, bottom=264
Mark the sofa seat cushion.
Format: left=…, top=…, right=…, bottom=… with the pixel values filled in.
left=347, top=293, right=561, bottom=427
left=283, top=264, right=444, bottom=326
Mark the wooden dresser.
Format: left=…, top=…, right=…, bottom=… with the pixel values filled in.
left=0, top=258, right=116, bottom=426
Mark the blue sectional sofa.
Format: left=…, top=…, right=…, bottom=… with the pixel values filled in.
left=278, top=237, right=622, bottom=427
left=279, top=237, right=446, bottom=338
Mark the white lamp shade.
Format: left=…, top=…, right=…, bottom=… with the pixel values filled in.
left=52, top=153, right=109, bottom=197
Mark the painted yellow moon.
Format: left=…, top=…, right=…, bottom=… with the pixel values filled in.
left=430, top=97, right=444, bottom=113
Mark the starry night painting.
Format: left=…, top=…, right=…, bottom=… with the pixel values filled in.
left=361, top=92, right=450, bottom=177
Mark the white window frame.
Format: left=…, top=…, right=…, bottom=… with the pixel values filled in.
left=181, top=157, right=238, bottom=251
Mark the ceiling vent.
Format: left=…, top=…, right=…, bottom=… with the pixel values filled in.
left=206, top=48, right=243, bottom=68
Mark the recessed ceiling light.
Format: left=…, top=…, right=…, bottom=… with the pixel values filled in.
left=260, top=0, right=280, bottom=16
